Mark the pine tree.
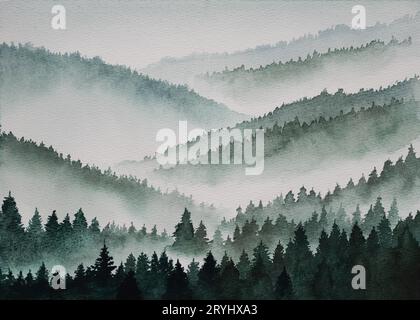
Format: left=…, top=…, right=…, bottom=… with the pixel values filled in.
left=197, top=251, right=219, bottom=299
left=249, top=251, right=273, bottom=299
left=319, top=206, right=328, bottom=231
left=158, top=251, right=171, bottom=277
left=45, top=210, right=60, bottom=244
left=312, top=259, right=333, bottom=299
left=60, top=213, right=73, bottom=239
left=349, top=223, right=365, bottom=264
left=335, top=204, right=347, bottom=229
left=211, top=229, right=224, bottom=255
left=218, top=259, right=241, bottom=299
left=114, top=262, right=126, bottom=284
left=89, top=217, right=101, bottom=235
left=35, top=262, right=50, bottom=292
left=92, top=243, right=116, bottom=284
left=272, top=241, right=285, bottom=280
left=149, top=251, right=164, bottom=299
left=0, top=192, right=24, bottom=265
left=352, top=204, right=362, bottom=226
left=186, top=258, right=200, bottom=286
left=135, top=252, right=149, bottom=288
left=173, top=208, right=195, bottom=250
left=275, top=267, right=293, bottom=299
left=378, top=216, right=392, bottom=248
left=219, top=251, right=230, bottom=272
left=388, top=198, right=399, bottom=229
left=373, top=197, right=386, bottom=218
left=252, top=241, right=271, bottom=270
left=236, top=249, right=251, bottom=280
left=124, top=253, right=136, bottom=273
left=284, top=223, right=313, bottom=298
left=366, top=227, right=380, bottom=256
left=163, top=260, right=192, bottom=299
left=73, top=263, right=86, bottom=289
left=73, top=208, right=88, bottom=233
left=27, top=208, right=43, bottom=238
left=395, top=227, right=420, bottom=299
left=26, top=208, right=44, bottom=262
left=194, top=221, right=209, bottom=252
left=116, top=271, right=142, bottom=300
left=0, top=191, right=24, bottom=234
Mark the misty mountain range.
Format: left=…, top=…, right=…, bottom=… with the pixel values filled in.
left=1, top=9, right=420, bottom=275
left=141, top=12, right=420, bottom=86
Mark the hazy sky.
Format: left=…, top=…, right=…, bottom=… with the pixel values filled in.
left=1, top=0, right=419, bottom=69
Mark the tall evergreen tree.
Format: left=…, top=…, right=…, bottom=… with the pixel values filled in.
left=116, top=271, right=142, bottom=300
left=197, top=251, right=219, bottom=299
left=388, top=198, right=399, bottom=229
left=173, top=208, right=195, bottom=250
left=124, top=253, right=136, bottom=273
left=163, top=260, right=192, bottom=300
left=274, top=267, right=294, bottom=299
left=236, top=249, right=251, bottom=280
left=92, top=243, right=116, bottom=284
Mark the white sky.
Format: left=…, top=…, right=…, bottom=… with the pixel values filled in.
left=1, top=0, right=419, bottom=69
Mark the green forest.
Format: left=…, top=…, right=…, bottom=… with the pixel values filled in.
left=1, top=190, right=420, bottom=299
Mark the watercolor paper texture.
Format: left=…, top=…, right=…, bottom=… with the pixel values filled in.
left=1, top=0, right=420, bottom=300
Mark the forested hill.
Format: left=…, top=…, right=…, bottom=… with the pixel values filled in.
left=141, top=13, right=420, bottom=84
left=204, top=38, right=411, bottom=84
left=223, top=144, right=420, bottom=233
left=192, top=37, right=417, bottom=115
left=0, top=43, right=244, bottom=127
left=237, top=76, right=420, bottom=130
left=0, top=131, right=220, bottom=231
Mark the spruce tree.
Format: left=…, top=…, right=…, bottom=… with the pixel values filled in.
left=163, top=260, right=192, bottom=299
left=388, top=198, right=399, bottom=229
left=197, top=251, right=219, bottom=299
left=186, top=258, right=200, bottom=287
left=92, top=243, right=116, bottom=284
left=272, top=241, right=285, bottom=280
left=236, top=249, right=251, bottom=280
left=218, top=259, right=241, bottom=299
left=124, top=253, right=136, bottom=273
left=194, top=221, right=209, bottom=252
left=135, top=252, right=149, bottom=289
left=116, top=271, right=142, bottom=300
left=173, top=208, right=194, bottom=250
left=275, top=267, right=293, bottom=299
left=378, top=216, right=392, bottom=248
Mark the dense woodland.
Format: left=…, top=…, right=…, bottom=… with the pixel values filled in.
left=204, top=38, right=411, bottom=83
left=237, top=76, right=420, bottom=130
left=2, top=16, right=420, bottom=300
left=0, top=42, right=241, bottom=127
left=2, top=144, right=420, bottom=299
left=1, top=191, right=420, bottom=299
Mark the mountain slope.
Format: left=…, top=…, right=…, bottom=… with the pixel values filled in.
left=141, top=13, right=420, bottom=85
left=0, top=130, right=222, bottom=232
left=192, top=38, right=419, bottom=114
left=116, top=96, right=420, bottom=212
left=0, top=43, right=246, bottom=167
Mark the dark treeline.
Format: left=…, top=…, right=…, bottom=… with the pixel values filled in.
left=218, top=144, right=420, bottom=230
left=262, top=98, right=419, bottom=157
left=1, top=209, right=420, bottom=300
left=238, top=76, right=420, bottom=130
left=161, top=98, right=420, bottom=175
left=0, top=42, right=239, bottom=124
left=205, top=38, right=411, bottom=82
left=0, top=191, right=171, bottom=271
left=0, top=130, right=192, bottom=202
